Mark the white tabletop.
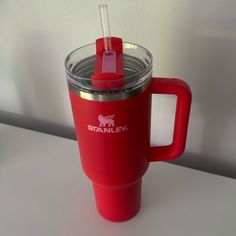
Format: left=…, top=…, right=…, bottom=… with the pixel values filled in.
left=0, top=124, right=236, bottom=236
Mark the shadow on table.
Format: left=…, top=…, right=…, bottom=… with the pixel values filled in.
left=169, top=152, right=236, bottom=179
left=0, top=110, right=76, bottom=140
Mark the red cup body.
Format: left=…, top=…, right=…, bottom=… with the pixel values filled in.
left=69, top=86, right=151, bottom=221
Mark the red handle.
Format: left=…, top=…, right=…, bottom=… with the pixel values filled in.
left=149, top=77, right=192, bottom=161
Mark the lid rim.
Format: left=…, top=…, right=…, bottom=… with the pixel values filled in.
left=65, top=41, right=153, bottom=83
left=68, top=76, right=152, bottom=101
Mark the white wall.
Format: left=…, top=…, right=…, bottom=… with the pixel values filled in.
left=1, top=0, right=236, bottom=177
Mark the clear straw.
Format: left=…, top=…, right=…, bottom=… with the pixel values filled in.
left=99, top=4, right=112, bottom=52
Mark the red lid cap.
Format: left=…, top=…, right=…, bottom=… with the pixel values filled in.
left=92, top=37, right=125, bottom=88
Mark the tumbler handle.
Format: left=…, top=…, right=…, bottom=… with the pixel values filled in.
left=149, top=77, right=192, bottom=161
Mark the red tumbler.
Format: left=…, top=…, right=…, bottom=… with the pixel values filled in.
left=64, top=5, right=192, bottom=222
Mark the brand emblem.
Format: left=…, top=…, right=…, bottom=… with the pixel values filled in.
left=88, top=114, right=128, bottom=133
left=98, top=114, right=115, bottom=127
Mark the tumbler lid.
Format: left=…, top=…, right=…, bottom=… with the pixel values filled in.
left=65, top=41, right=152, bottom=101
